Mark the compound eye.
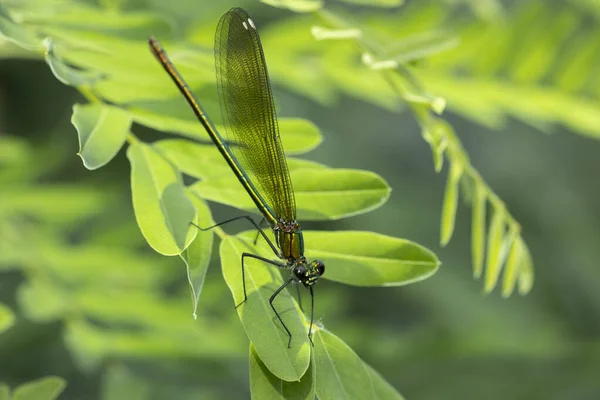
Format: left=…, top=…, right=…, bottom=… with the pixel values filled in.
left=315, top=261, right=325, bottom=276
left=293, top=265, right=306, bottom=277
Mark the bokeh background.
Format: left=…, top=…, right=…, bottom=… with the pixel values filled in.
left=2, top=0, right=600, bottom=398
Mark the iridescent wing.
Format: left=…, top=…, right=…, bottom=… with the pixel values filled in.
left=215, top=8, right=296, bottom=222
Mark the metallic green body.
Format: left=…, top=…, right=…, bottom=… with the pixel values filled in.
left=277, top=228, right=305, bottom=262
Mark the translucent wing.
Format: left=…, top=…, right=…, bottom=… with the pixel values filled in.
left=214, top=7, right=296, bottom=222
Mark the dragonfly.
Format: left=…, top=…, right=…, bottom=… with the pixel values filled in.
left=149, top=7, right=325, bottom=347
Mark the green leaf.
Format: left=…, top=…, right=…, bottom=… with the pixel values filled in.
left=365, top=364, right=406, bottom=400
left=61, top=298, right=243, bottom=367
left=95, top=72, right=206, bottom=106
left=501, top=236, right=523, bottom=298
left=418, top=64, right=600, bottom=139
left=12, top=377, right=66, bottom=400
left=180, top=193, right=214, bottom=318
left=421, top=119, right=448, bottom=172
left=127, top=142, right=197, bottom=256
left=192, top=168, right=390, bottom=220
left=484, top=209, right=506, bottom=293
left=440, top=162, right=464, bottom=246
left=0, top=5, right=39, bottom=50
left=303, top=231, right=439, bottom=286
left=36, top=244, right=170, bottom=289
left=471, top=184, right=487, bottom=278
left=50, top=34, right=210, bottom=89
left=21, top=4, right=172, bottom=40
left=153, top=139, right=230, bottom=179
left=0, top=384, right=9, bottom=400
left=261, top=0, right=323, bottom=13
left=249, top=343, right=315, bottom=400
left=18, top=280, right=70, bottom=323
left=0, top=185, right=108, bottom=222
left=286, top=158, right=327, bottom=171
left=0, top=303, right=15, bottom=334
left=153, top=139, right=325, bottom=184
left=43, top=38, right=99, bottom=87
left=314, top=328, right=403, bottom=399
left=314, top=327, right=370, bottom=399
left=154, top=139, right=326, bottom=181
left=518, top=241, right=534, bottom=295
left=278, top=118, right=322, bottom=155
left=134, top=104, right=320, bottom=155
left=220, top=236, right=310, bottom=382
left=129, top=104, right=209, bottom=140
left=248, top=229, right=439, bottom=287
left=339, top=0, right=403, bottom=6
left=149, top=116, right=322, bottom=155
left=72, top=103, right=131, bottom=170
left=49, top=36, right=211, bottom=105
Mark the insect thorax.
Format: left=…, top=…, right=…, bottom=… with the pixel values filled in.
left=274, top=219, right=304, bottom=262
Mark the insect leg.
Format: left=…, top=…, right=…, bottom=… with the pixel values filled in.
left=269, top=277, right=295, bottom=348
left=236, top=253, right=285, bottom=309
left=191, top=215, right=280, bottom=257
left=308, top=286, right=314, bottom=346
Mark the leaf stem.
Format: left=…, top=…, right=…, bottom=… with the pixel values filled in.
left=78, top=85, right=100, bottom=103
left=126, top=133, right=139, bottom=145
left=214, top=226, right=227, bottom=240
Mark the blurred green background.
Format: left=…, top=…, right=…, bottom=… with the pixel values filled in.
left=2, top=0, right=600, bottom=398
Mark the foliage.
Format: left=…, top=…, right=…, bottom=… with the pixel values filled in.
left=0, top=0, right=446, bottom=398
left=0, top=376, right=66, bottom=400
left=6, top=0, right=595, bottom=398
left=419, top=1, right=600, bottom=139
left=261, top=1, right=539, bottom=296
left=0, top=304, right=14, bottom=335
